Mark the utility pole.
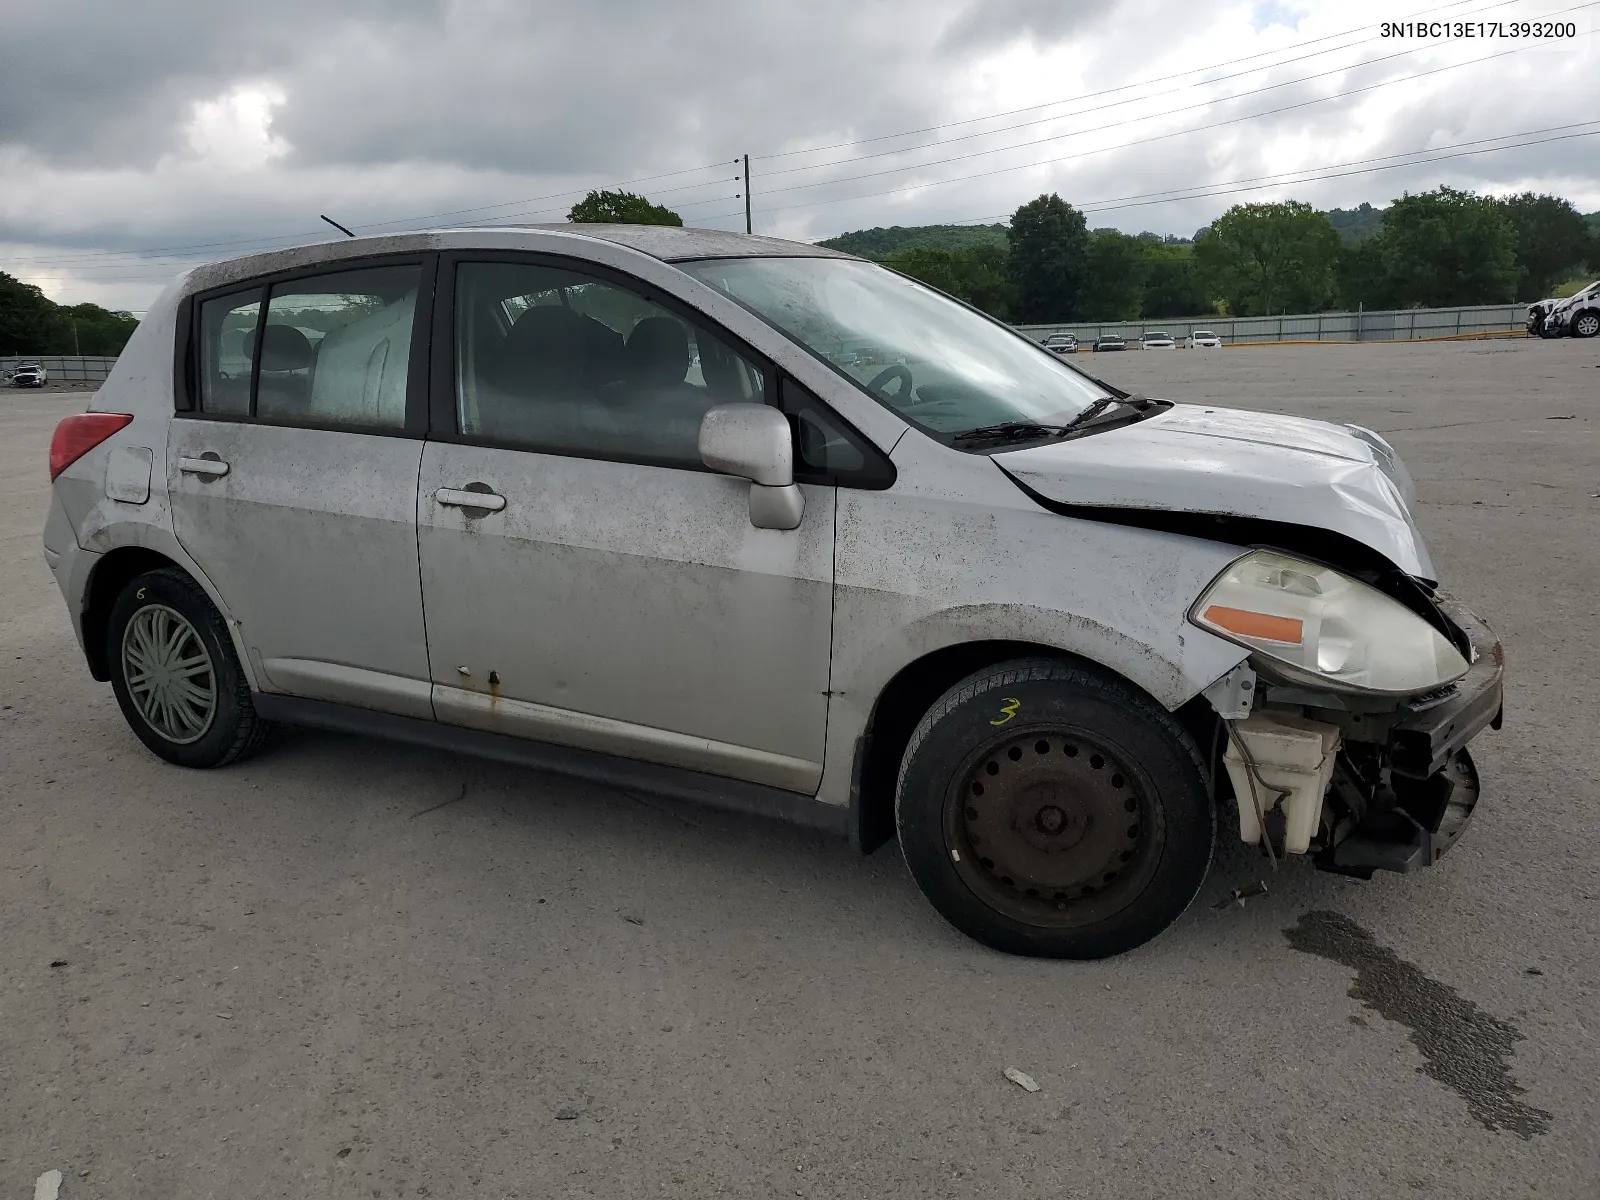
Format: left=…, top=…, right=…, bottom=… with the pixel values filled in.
left=743, top=154, right=752, bottom=235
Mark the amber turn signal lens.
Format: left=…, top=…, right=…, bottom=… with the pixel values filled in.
left=1202, top=605, right=1304, bottom=645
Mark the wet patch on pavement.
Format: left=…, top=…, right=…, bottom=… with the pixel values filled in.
left=1286, top=910, right=1551, bottom=1139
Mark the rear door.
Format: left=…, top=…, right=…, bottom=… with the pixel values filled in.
left=414, top=254, right=835, bottom=791
left=168, top=257, right=436, bottom=717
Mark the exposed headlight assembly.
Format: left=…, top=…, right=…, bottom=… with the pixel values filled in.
left=1191, top=550, right=1468, bottom=696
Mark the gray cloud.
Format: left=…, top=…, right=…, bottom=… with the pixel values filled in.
left=1, top=0, right=1595, bottom=311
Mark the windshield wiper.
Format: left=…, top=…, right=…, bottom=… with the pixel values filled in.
left=950, top=395, right=1149, bottom=447
left=1055, top=396, right=1121, bottom=434
left=950, top=421, right=1074, bottom=446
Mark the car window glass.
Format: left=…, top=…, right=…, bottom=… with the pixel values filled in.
left=197, top=291, right=261, bottom=416
left=681, top=257, right=1109, bottom=437
left=778, top=377, right=894, bottom=488
left=455, top=261, right=766, bottom=468
left=253, top=266, right=419, bottom=428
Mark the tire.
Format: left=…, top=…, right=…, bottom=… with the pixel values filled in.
left=1573, top=309, right=1600, bottom=339
left=895, top=658, right=1214, bottom=959
left=106, top=567, right=273, bottom=768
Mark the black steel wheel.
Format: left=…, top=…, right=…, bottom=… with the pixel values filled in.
left=896, top=658, right=1214, bottom=959
left=947, top=727, right=1163, bottom=930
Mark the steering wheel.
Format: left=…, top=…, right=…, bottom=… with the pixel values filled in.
left=866, top=364, right=913, bottom=401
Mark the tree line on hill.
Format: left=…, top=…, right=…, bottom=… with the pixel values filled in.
left=821, top=189, right=1599, bottom=323
left=6, top=185, right=1592, bottom=356
left=0, top=271, right=141, bottom=357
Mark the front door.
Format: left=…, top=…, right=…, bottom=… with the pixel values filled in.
left=168, top=260, right=434, bottom=718
left=415, top=256, right=834, bottom=792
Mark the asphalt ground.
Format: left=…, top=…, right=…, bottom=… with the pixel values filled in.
left=3, top=336, right=1597, bottom=1199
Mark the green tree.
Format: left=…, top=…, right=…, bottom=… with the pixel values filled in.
left=1498, top=192, right=1594, bottom=299
left=0, top=271, right=140, bottom=355
left=567, top=189, right=683, bottom=226
left=1371, top=187, right=1518, bottom=307
left=883, top=244, right=1016, bottom=319
left=1006, top=194, right=1090, bottom=322
left=1193, top=201, right=1339, bottom=316
left=1335, top=238, right=1391, bottom=310
left=1140, top=245, right=1211, bottom=318
left=1078, top=230, right=1147, bottom=320
left=0, top=272, right=59, bottom=355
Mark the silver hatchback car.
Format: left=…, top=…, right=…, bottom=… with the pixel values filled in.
left=43, top=225, right=1503, bottom=958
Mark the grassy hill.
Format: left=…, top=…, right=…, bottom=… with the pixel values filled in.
left=817, top=224, right=1008, bottom=259
left=1325, top=203, right=1386, bottom=244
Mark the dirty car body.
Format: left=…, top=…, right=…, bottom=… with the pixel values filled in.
left=42, top=224, right=1502, bottom=959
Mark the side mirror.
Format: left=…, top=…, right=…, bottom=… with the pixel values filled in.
left=699, top=404, right=805, bottom=530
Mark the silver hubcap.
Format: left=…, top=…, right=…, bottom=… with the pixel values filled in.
left=122, top=604, right=217, bottom=744
left=1577, top=313, right=1599, bottom=337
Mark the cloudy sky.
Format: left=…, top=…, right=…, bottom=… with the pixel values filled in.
left=2, top=0, right=1596, bottom=312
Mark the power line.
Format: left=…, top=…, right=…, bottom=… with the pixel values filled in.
left=750, top=13, right=1524, bottom=182
left=936, top=122, right=1600, bottom=226
left=5, top=159, right=742, bottom=268
left=754, top=0, right=1497, bottom=163
left=749, top=49, right=1515, bottom=202
left=738, top=49, right=1517, bottom=216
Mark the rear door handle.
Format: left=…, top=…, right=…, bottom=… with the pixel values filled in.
left=434, top=486, right=506, bottom=513
left=178, top=456, right=230, bottom=478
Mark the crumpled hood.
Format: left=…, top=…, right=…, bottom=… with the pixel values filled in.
left=996, top=403, right=1435, bottom=580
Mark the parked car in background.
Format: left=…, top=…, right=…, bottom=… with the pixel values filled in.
left=1141, top=331, right=1175, bottom=350
left=1092, top=334, right=1126, bottom=352
left=1187, top=330, right=1222, bottom=349
left=43, top=224, right=1503, bottom=960
left=9, top=362, right=47, bottom=388
left=1043, top=333, right=1077, bottom=355
left=1542, top=281, right=1600, bottom=339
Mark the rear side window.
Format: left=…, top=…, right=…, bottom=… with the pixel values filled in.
left=257, top=266, right=420, bottom=429
left=197, top=290, right=261, bottom=416
left=454, top=261, right=767, bottom=469
left=192, top=263, right=421, bottom=430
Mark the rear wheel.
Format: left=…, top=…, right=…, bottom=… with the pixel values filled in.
left=896, top=659, right=1214, bottom=959
left=107, top=568, right=273, bottom=768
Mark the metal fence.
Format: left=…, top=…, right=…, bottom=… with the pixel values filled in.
left=2, top=356, right=120, bottom=385
left=0, top=305, right=1535, bottom=388
left=1016, top=304, right=1528, bottom=346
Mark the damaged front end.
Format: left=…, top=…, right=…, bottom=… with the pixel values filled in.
left=1205, top=594, right=1502, bottom=878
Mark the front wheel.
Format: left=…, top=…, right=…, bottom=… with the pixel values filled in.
left=896, top=659, right=1214, bottom=959
left=1573, top=309, right=1599, bottom=339
left=107, top=568, right=273, bottom=768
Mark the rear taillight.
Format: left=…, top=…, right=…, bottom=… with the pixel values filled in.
left=49, top=413, right=134, bottom=481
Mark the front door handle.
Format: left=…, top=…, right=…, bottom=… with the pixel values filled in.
left=434, top=486, right=506, bottom=513
left=178, top=456, right=230, bottom=478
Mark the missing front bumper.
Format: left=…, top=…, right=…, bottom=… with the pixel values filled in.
left=1316, top=748, right=1480, bottom=878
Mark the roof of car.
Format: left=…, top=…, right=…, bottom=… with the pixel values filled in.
left=181, top=223, right=855, bottom=297
left=501, top=223, right=853, bottom=262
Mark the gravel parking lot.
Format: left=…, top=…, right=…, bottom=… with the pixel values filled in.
left=3, top=337, right=1597, bottom=1199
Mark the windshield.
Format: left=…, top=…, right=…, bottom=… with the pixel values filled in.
left=680, top=257, right=1109, bottom=434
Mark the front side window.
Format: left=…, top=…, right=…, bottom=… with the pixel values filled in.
left=680, top=257, right=1109, bottom=436
left=197, top=290, right=261, bottom=416
left=454, top=261, right=766, bottom=468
